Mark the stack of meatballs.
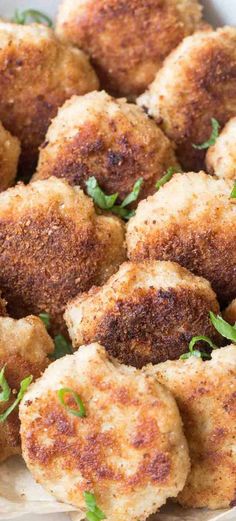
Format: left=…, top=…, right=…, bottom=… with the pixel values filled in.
left=0, top=1, right=235, bottom=520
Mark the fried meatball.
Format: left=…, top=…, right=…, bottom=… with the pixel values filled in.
left=56, top=0, right=202, bottom=98
left=0, top=177, right=125, bottom=334
left=206, top=117, right=236, bottom=180
left=65, top=261, right=220, bottom=368
left=20, top=343, right=190, bottom=520
left=138, top=27, right=236, bottom=171
left=0, top=22, right=98, bottom=175
left=152, top=345, right=236, bottom=509
left=34, top=91, right=179, bottom=204
left=0, top=315, right=53, bottom=462
left=127, top=172, right=236, bottom=305
left=0, top=122, right=20, bottom=191
left=223, top=299, right=236, bottom=325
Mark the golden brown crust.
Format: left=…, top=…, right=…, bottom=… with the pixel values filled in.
left=153, top=346, right=236, bottom=509
left=223, top=299, right=236, bottom=325
left=0, top=177, right=125, bottom=334
left=20, top=344, right=190, bottom=520
left=0, top=22, right=98, bottom=175
left=127, top=172, right=236, bottom=305
left=56, top=0, right=202, bottom=98
left=206, top=117, right=236, bottom=180
left=138, top=27, right=236, bottom=171
left=0, top=122, right=20, bottom=191
left=0, top=315, right=53, bottom=462
left=34, top=91, right=179, bottom=204
left=65, top=261, right=220, bottom=367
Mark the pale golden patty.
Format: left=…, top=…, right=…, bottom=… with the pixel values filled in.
left=0, top=177, right=125, bottom=334
left=0, top=22, right=98, bottom=175
left=127, top=172, right=236, bottom=305
left=0, top=122, right=20, bottom=191
left=0, top=315, right=53, bottom=463
left=206, top=117, right=236, bottom=180
left=20, top=343, right=190, bottom=521
left=65, top=261, right=220, bottom=368
left=56, top=0, right=202, bottom=98
left=34, top=91, right=179, bottom=204
left=138, top=27, right=236, bottom=171
left=152, top=346, right=236, bottom=509
left=223, top=299, right=236, bottom=325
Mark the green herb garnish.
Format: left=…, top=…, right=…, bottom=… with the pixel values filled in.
left=0, top=375, right=33, bottom=422
left=12, top=9, right=52, bottom=27
left=193, top=118, right=220, bottom=150
left=209, top=311, right=236, bottom=343
left=0, top=367, right=11, bottom=402
left=85, top=176, right=143, bottom=220
left=156, top=167, right=178, bottom=191
left=39, top=312, right=51, bottom=330
left=230, top=182, right=236, bottom=199
left=51, top=334, right=73, bottom=360
left=58, top=387, right=86, bottom=418
left=84, top=491, right=106, bottom=521
left=180, top=335, right=217, bottom=360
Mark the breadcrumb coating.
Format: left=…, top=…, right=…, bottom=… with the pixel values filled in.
left=152, top=346, right=236, bottom=509
left=0, top=177, right=125, bottom=333
left=0, top=315, right=53, bottom=462
left=138, top=27, right=236, bottom=171
left=0, top=21, right=98, bottom=174
left=127, top=171, right=236, bottom=305
left=20, top=343, right=190, bottom=521
left=34, top=91, right=179, bottom=204
left=65, top=260, right=220, bottom=367
left=56, top=0, right=202, bottom=98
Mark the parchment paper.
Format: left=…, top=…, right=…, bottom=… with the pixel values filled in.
left=0, top=456, right=78, bottom=519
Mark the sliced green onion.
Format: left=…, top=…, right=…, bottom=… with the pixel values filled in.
left=51, top=335, right=73, bottom=360
left=193, top=118, right=220, bottom=150
left=58, top=387, right=86, bottom=417
left=209, top=312, right=236, bottom=343
left=84, top=492, right=106, bottom=521
left=156, top=166, right=178, bottom=191
left=230, top=182, right=236, bottom=199
left=111, top=206, right=135, bottom=220
left=0, top=375, right=33, bottom=422
left=120, top=178, right=143, bottom=207
left=12, top=9, right=52, bottom=27
left=0, top=367, right=11, bottom=402
left=86, top=176, right=143, bottom=220
left=86, top=177, right=118, bottom=210
left=180, top=335, right=217, bottom=360
left=39, top=312, right=51, bottom=330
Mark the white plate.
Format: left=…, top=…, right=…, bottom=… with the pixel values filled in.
left=0, top=1, right=235, bottom=520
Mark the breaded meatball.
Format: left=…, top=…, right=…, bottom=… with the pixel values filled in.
left=0, top=177, right=125, bottom=334
left=56, top=0, right=202, bottom=98
left=138, top=27, right=236, bottom=171
left=152, top=346, right=236, bottom=509
left=0, top=22, right=98, bottom=175
left=20, top=343, right=190, bottom=520
left=65, top=261, right=220, bottom=368
left=206, top=117, right=236, bottom=180
left=0, top=122, right=20, bottom=191
left=127, top=172, right=236, bottom=305
left=223, top=299, right=236, bottom=325
left=34, top=91, right=179, bottom=203
left=0, top=315, right=53, bottom=462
